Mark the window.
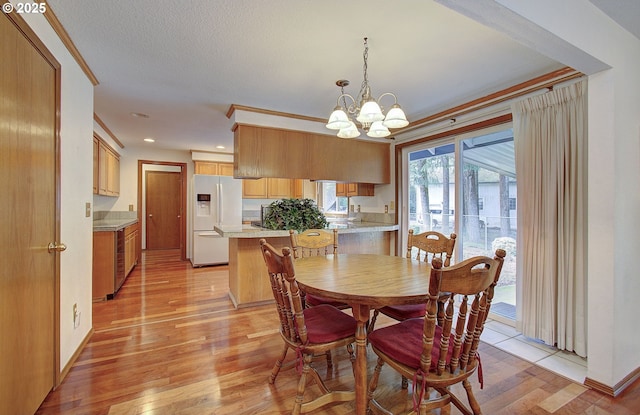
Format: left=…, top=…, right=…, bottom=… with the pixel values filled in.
left=317, top=182, right=348, bottom=214
left=509, top=197, right=516, bottom=210
left=478, top=197, right=484, bottom=211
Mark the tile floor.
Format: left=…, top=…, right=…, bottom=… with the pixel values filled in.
left=481, top=319, right=588, bottom=384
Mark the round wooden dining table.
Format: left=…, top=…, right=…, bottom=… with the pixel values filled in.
left=294, top=253, right=431, bottom=415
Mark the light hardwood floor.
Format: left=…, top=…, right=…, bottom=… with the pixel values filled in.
left=36, top=250, right=640, bottom=414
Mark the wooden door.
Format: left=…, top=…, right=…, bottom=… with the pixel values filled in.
left=146, top=171, right=182, bottom=250
left=1, top=12, right=59, bottom=415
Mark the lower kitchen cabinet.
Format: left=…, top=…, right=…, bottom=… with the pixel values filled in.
left=124, top=224, right=139, bottom=276
left=93, top=223, right=139, bottom=301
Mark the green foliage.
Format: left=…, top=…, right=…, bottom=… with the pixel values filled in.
left=262, top=198, right=328, bottom=233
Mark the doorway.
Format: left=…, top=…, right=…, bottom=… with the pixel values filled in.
left=0, top=11, right=61, bottom=414
left=402, top=124, right=517, bottom=323
left=137, top=161, right=187, bottom=260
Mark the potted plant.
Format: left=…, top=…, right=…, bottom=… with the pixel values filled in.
left=262, top=198, right=328, bottom=233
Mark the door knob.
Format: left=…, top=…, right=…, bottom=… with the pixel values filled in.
left=148, top=214, right=153, bottom=217
left=48, top=242, right=67, bottom=253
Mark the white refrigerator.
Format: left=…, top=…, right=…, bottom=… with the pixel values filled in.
left=191, top=175, right=242, bottom=267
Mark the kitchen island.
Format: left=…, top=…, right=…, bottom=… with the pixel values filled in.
left=215, top=222, right=398, bottom=308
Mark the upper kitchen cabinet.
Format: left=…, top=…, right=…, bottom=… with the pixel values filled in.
left=93, top=134, right=120, bottom=197
left=93, top=137, right=99, bottom=193
left=194, top=161, right=234, bottom=176
left=233, top=125, right=390, bottom=184
left=336, top=182, right=374, bottom=197
left=242, top=178, right=304, bottom=199
left=242, top=178, right=267, bottom=198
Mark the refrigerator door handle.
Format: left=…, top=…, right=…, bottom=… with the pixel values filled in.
left=218, top=182, right=223, bottom=225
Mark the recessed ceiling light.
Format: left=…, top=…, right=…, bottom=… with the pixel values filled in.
left=131, top=112, right=150, bottom=118
left=216, top=145, right=225, bottom=149
left=144, top=138, right=155, bottom=143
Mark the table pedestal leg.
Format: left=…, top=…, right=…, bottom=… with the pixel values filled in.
left=351, top=304, right=370, bottom=415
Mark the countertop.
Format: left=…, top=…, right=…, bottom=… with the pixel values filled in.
left=93, top=218, right=139, bottom=231
left=214, top=221, right=399, bottom=239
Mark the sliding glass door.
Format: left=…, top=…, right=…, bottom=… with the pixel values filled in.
left=405, top=126, right=517, bottom=322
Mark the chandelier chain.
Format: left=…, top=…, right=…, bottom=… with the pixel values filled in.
left=358, top=37, right=370, bottom=103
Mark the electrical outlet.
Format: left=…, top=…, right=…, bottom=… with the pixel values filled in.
left=85, top=202, right=91, bottom=217
left=129, top=204, right=134, bottom=211
left=389, top=201, right=395, bottom=210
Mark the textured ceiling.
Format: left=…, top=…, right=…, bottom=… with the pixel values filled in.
left=44, top=0, right=636, bottom=153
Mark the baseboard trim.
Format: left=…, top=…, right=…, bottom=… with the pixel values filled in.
left=584, top=365, right=640, bottom=397
left=56, top=328, right=94, bottom=388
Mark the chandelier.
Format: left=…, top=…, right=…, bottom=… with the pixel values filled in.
left=326, top=37, right=409, bottom=139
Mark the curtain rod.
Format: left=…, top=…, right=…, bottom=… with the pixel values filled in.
left=397, top=67, right=583, bottom=136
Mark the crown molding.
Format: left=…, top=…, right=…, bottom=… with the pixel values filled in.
left=43, top=1, right=99, bottom=86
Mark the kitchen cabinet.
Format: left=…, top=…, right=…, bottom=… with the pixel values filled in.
left=242, top=178, right=304, bottom=199
left=336, top=183, right=374, bottom=197
left=233, top=124, right=390, bottom=184
left=293, top=179, right=304, bottom=198
left=93, top=137, right=99, bottom=193
left=93, top=222, right=138, bottom=301
left=267, top=178, right=293, bottom=198
left=94, top=135, right=120, bottom=196
left=194, top=161, right=234, bottom=176
left=242, top=178, right=268, bottom=198
left=124, top=223, right=139, bottom=276
left=347, top=183, right=374, bottom=196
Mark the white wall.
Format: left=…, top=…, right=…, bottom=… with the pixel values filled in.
left=438, top=0, right=640, bottom=390
left=497, top=0, right=640, bottom=391
left=17, top=7, right=95, bottom=370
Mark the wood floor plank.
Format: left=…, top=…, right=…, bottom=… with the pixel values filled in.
left=35, top=250, right=640, bottom=415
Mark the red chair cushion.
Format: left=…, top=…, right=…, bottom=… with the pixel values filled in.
left=368, top=318, right=454, bottom=371
left=305, top=293, right=349, bottom=309
left=378, top=303, right=426, bottom=320
left=303, top=304, right=356, bottom=344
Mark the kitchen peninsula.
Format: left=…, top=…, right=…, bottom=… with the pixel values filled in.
left=215, top=221, right=398, bottom=308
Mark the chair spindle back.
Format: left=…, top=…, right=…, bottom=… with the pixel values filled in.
left=407, top=229, right=456, bottom=266
left=290, top=229, right=338, bottom=258
left=422, top=249, right=506, bottom=377
left=259, top=239, right=307, bottom=345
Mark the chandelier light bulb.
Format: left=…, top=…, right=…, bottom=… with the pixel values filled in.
left=326, top=106, right=351, bottom=130
left=382, top=104, right=409, bottom=128
left=356, top=100, right=384, bottom=124
left=337, top=121, right=361, bottom=138
left=367, top=121, right=391, bottom=138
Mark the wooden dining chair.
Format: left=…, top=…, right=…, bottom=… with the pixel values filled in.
left=289, top=229, right=349, bottom=309
left=367, top=249, right=506, bottom=415
left=368, top=230, right=456, bottom=332
left=259, top=239, right=356, bottom=415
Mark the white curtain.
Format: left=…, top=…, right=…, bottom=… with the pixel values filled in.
left=512, top=80, right=587, bottom=357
